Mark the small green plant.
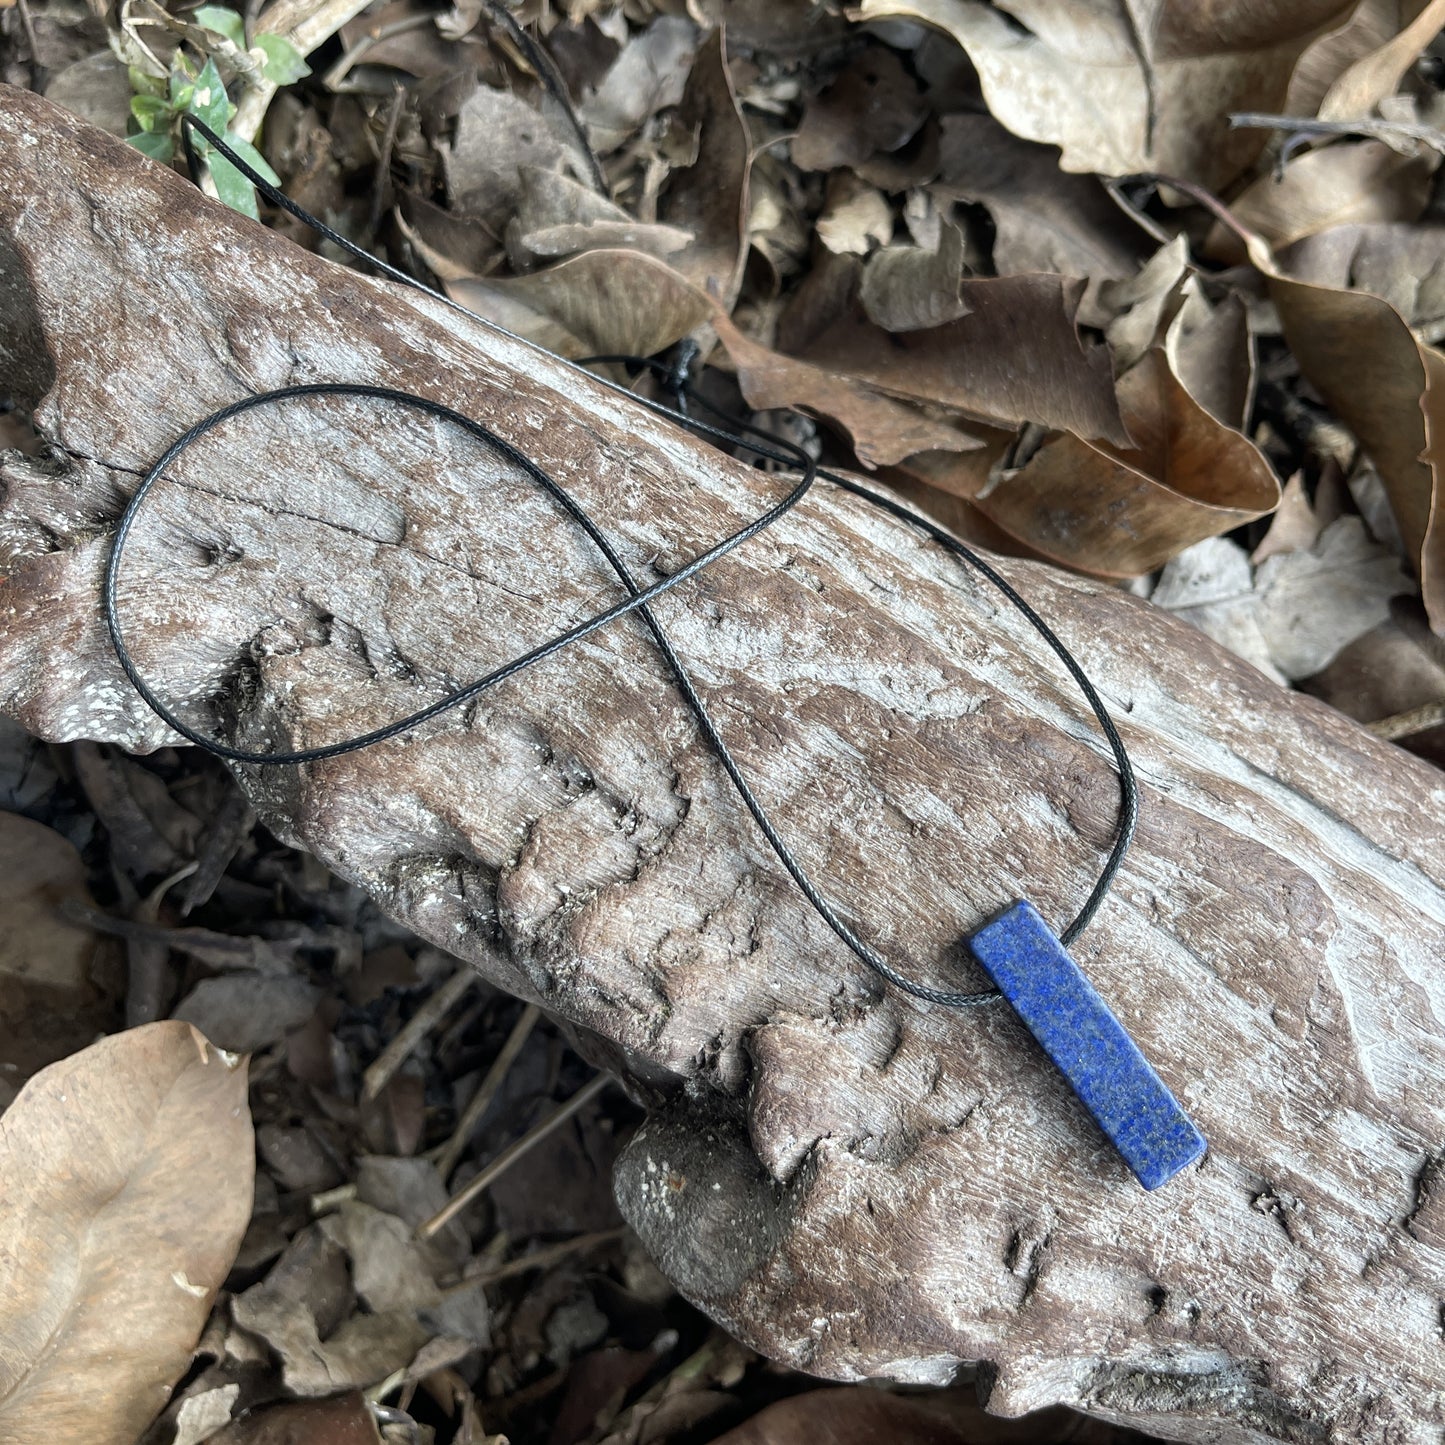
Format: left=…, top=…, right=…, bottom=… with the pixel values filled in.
left=125, top=8, right=309, bottom=220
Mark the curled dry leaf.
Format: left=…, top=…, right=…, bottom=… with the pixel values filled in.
left=1262, top=236, right=1445, bottom=629
left=777, top=256, right=1129, bottom=443
left=512, top=166, right=694, bottom=264
left=855, top=0, right=1356, bottom=187
left=712, top=311, right=984, bottom=467
left=231, top=1224, right=429, bottom=1398
left=0, top=1022, right=253, bottom=1445
left=1285, top=0, right=1429, bottom=114
left=230, top=1199, right=486, bottom=1398
left=1253, top=472, right=1326, bottom=563
left=933, top=113, right=1148, bottom=320
left=815, top=172, right=894, bottom=256
left=658, top=29, right=752, bottom=304
left=450, top=248, right=714, bottom=358
left=1316, top=0, right=1445, bottom=120
left=172, top=1383, right=241, bottom=1445
left=1205, top=139, right=1434, bottom=258
left=974, top=348, right=1279, bottom=576
left=1099, top=233, right=1194, bottom=371
left=1166, top=289, right=1256, bottom=430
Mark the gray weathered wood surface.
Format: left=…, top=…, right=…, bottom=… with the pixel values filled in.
left=2, top=87, right=1444, bottom=1443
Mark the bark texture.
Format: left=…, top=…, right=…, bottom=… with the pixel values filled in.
left=2, top=88, right=1445, bottom=1443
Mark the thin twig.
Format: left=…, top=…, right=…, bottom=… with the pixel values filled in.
left=418, top=1073, right=611, bottom=1239
left=1367, top=700, right=1445, bottom=740
left=361, top=963, right=478, bottom=1102
left=1124, top=171, right=1273, bottom=266
left=431, top=1001, right=541, bottom=1179
left=14, top=0, right=43, bottom=85
left=1230, top=110, right=1445, bottom=160
left=439, top=1226, right=625, bottom=1295
left=367, top=83, right=406, bottom=240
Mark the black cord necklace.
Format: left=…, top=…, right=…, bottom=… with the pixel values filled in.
left=103, top=113, right=1206, bottom=1189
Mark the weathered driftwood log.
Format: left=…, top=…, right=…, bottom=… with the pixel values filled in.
left=3, top=88, right=1444, bottom=1444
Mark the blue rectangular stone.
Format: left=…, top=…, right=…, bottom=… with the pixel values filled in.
left=968, top=899, right=1206, bottom=1191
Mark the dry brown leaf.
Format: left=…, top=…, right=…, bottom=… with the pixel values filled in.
left=450, top=249, right=714, bottom=358
left=1099, top=233, right=1193, bottom=370
left=1286, top=0, right=1433, bottom=114
left=974, top=348, right=1279, bottom=576
left=855, top=0, right=1356, bottom=188
left=859, top=220, right=970, bottom=330
left=580, top=14, right=698, bottom=154
left=1166, top=290, right=1256, bottom=429
left=779, top=258, right=1129, bottom=444
left=396, top=193, right=498, bottom=282
left=1264, top=243, right=1445, bottom=628
left=206, top=1392, right=382, bottom=1445
left=41, top=50, right=130, bottom=136
left=512, top=166, right=693, bottom=264
left=1152, top=519, right=1412, bottom=680
left=791, top=43, right=929, bottom=172
left=703, top=1385, right=1118, bottom=1445
left=0, top=1022, right=253, bottom=1444
left=746, top=150, right=813, bottom=288
left=1300, top=599, right=1445, bottom=766
left=713, top=310, right=984, bottom=467
left=1206, top=139, right=1434, bottom=257
left=172, top=1384, right=241, bottom=1445
left=444, top=87, right=585, bottom=228
left=232, top=1225, right=428, bottom=1397
left=932, top=112, right=1148, bottom=318
left=0, top=811, right=113, bottom=1079
left=659, top=29, right=751, bottom=304
left=815, top=171, right=894, bottom=256
left=1282, top=220, right=1445, bottom=329
left=337, top=1, right=458, bottom=79
left=1317, top=0, right=1445, bottom=119
left=172, top=974, right=321, bottom=1053
left=1253, top=472, right=1326, bottom=562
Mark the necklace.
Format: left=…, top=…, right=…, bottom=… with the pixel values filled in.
left=105, top=114, right=1207, bottom=1191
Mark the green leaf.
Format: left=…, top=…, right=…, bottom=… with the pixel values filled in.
left=129, top=93, right=172, bottom=133
left=208, top=155, right=259, bottom=220
left=191, top=5, right=245, bottom=46
left=187, top=57, right=231, bottom=135
left=254, top=32, right=311, bottom=85
left=128, top=66, right=167, bottom=98
left=219, top=130, right=280, bottom=187
left=128, top=132, right=175, bottom=163
left=168, top=55, right=196, bottom=106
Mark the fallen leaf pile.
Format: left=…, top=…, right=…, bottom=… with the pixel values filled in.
left=4, top=0, right=1445, bottom=1439
left=9, top=0, right=1445, bottom=745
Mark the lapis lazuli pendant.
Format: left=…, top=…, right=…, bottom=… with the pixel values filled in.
left=968, top=900, right=1206, bottom=1190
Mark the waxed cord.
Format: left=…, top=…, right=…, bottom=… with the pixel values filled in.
left=103, top=113, right=1141, bottom=1007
